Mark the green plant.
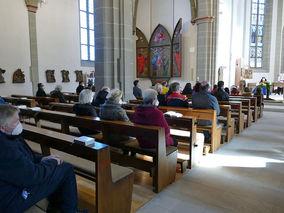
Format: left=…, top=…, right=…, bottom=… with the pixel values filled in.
left=258, top=81, right=272, bottom=90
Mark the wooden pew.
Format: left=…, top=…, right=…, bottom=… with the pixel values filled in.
left=3, top=97, right=37, bottom=107
left=48, top=102, right=202, bottom=170
left=219, top=101, right=244, bottom=134
left=230, top=96, right=258, bottom=122
left=62, top=93, right=79, bottom=103
left=22, top=124, right=134, bottom=213
left=158, top=106, right=222, bottom=153
left=218, top=105, right=235, bottom=142
left=20, top=108, right=178, bottom=193
left=11, top=94, right=59, bottom=106
left=228, top=98, right=252, bottom=127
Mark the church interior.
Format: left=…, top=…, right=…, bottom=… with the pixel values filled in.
left=0, top=0, right=284, bottom=212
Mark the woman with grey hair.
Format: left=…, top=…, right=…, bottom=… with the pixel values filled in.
left=155, top=83, right=166, bottom=106
left=50, top=85, right=67, bottom=103
left=73, top=89, right=99, bottom=135
left=100, top=89, right=130, bottom=144
left=133, top=88, right=177, bottom=148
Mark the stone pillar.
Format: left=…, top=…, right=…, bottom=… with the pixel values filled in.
left=25, top=0, right=39, bottom=95
left=273, top=0, right=283, bottom=80
left=95, top=0, right=134, bottom=100
left=195, top=0, right=218, bottom=86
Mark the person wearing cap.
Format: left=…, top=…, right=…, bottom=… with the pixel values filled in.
left=50, top=85, right=67, bottom=103
left=212, top=81, right=229, bottom=101
left=36, top=83, right=47, bottom=97
left=133, top=80, right=143, bottom=100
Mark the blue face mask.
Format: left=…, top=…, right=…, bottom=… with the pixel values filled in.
left=11, top=122, right=23, bottom=135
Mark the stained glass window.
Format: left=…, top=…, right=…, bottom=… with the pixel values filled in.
left=250, top=0, right=265, bottom=68
left=79, top=0, right=95, bottom=62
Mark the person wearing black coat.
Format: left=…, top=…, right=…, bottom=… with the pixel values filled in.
left=212, top=81, right=229, bottom=101
left=182, top=83, right=193, bottom=95
left=36, top=83, right=47, bottom=97
left=76, top=81, right=85, bottom=95
left=0, top=105, right=80, bottom=212
left=50, top=85, right=67, bottom=103
left=73, top=89, right=100, bottom=135
left=92, top=86, right=110, bottom=107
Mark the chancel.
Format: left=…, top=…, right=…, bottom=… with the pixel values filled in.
left=0, top=0, right=284, bottom=212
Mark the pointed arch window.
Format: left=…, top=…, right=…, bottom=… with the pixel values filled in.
left=249, top=0, right=266, bottom=68
left=79, top=0, right=95, bottom=62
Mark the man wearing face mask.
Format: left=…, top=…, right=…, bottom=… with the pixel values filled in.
left=0, top=105, right=87, bottom=213
left=133, top=89, right=177, bottom=148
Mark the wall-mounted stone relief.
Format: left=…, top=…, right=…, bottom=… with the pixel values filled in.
left=75, top=70, right=83, bottom=82
left=61, top=70, right=70, bottom=82
left=13, top=69, right=25, bottom=83
left=46, top=70, right=56, bottom=83
left=0, top=68, right=5, bottom=83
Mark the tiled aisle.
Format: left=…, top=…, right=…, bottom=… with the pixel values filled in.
left=137, top=111, right=284, bottom=213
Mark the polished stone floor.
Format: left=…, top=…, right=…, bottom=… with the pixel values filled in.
left=137, top=111, right=284, bottom=213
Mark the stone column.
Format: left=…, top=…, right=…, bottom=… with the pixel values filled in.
left=25, top=0, right=39, bottom=95
left=273, top=0, right=283, bottom=80
left=95, top=0, right=134, bottom=100
left=195, top=0, right=218, bottom=86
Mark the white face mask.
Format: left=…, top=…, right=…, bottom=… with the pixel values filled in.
left=155, top=100, right=159, bottom=106
left=11, top=122, right=23, bottom=136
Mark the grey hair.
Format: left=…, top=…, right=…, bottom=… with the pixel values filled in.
left=143, top=89, right=158, bottom=104
left=55, top=85, right=62, bottom=91
left=170, top=82, right=180, bottom=92
left=0, top=105, right=19, bottom=126
left=107, top=89, right=122, bottom=102
left=155, top=83, right=163, bottom=92
left=200, top=81, right=210, bottom=91
left=79, top=89, right=93, bottom=104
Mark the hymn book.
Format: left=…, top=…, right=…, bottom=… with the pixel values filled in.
left=74, top=136, right=95, bottom=147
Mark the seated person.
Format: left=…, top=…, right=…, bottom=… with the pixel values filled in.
left=212, top=81, right=229, bottom=101
left=243, top=87, right=252, bottom=96
left=211, top=84, right=218, bottom=93
left=133, top=89, right=177, bottom=148
left=73, top=89, right=99, bottom=135
left=0, top=97, right=7, bottom=105
left=100, top=89, right=130, bottom=143
left=155, top=83, right=166, bottom=106
left=166, top=82, right=189, bottom=108
left=36, top=83, right=47, bottom=97
left=193, top=81, right=201, bottom=93
left=161, top=81, right=169, bottom=95
left=192, top=81, right=220, bottom=126
left=182, top=82, right=193, bottom=96
left=224, top=87, right=230, bottom=94
left=92, top=86, right=110, bottom=107
left=230, top=86, right=239, bottom=95
left=0, top=105, right=87, bottom=213
left=76, top=81, right=85, bottom=95
left=50, top=85, right=67, bottom=103
left=133, top=80, right=143, bottom=99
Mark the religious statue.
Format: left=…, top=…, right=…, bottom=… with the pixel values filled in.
left=75, top=70, right=83, bottom=82
left=0, top=68, right=5, bottom=83
left=46, top=70, right=56, bottom=83
left=12, top=69, right=25, bottom=83
left=61, top=70, right=70, bottom=82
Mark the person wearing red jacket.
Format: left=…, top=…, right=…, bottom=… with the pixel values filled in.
left=133, top=89, right=177, bottom=149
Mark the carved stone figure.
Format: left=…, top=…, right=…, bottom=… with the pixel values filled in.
left=61, top=70, right=70, bottom=82
left=75, top=70, right=83, bottom=82
left=0, top=68, right=5, bottom=83
left=13, top=69, right=25, bottom=83
left=46, top=70, right=56, bottom=83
